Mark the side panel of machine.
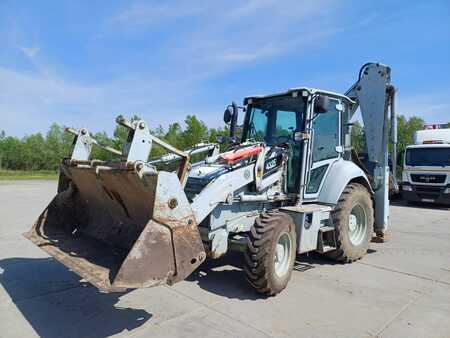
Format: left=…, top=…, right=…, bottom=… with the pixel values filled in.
left=317, top=159, right=372, bottom=205
left=203, top=202, right=267, bottom=258
left=190, top=164, right=255, bottom=223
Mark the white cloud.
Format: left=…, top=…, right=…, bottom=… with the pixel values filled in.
left=228, top=0, right=275, bottom=18
left=349, top=91, right=450, bottom=125
left=397, top=93, right=450, bottom=123
left=0, top=0, right=350, bottom=136
left=0, top=66, right=214, bottom=136
left=109, top=2, right=210, bottom=26
left=107, top=0, right=339, bottom=74
left=0, top=67, right=101, bottom=134
left=18, top=46, right=40, bottom=62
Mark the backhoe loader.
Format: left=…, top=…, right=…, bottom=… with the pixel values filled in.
left=25, top=63, right=397, bottom=295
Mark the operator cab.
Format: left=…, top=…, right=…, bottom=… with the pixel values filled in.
left=242, top=88, right=353, bottom=198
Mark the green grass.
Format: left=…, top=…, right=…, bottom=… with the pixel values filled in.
left=0, top=170, right=58, bottom=180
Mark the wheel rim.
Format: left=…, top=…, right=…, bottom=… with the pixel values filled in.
left=274, top=232, right=292, bottom=278
left=348, top=204, right=367, bottom=246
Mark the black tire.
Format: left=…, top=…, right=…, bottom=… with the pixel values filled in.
left=326, top=183, right=374, bottom=262
left=244, top=210, right=297, bottom=296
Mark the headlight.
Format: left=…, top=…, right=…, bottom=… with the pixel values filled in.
left=402, top=185, right=413, bottom=192
left=444, top=188, right=450, bottom=194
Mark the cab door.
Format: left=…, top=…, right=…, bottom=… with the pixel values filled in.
left=304, top=97, right=342, bottom=200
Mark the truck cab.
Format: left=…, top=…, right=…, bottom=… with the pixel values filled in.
left=401, top=128, right=450, bottom=205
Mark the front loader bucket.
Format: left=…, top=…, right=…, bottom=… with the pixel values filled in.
left=24, top=163, right=206, bottom=292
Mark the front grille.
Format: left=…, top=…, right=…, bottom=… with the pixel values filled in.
left=411, top=174, right=446, bottom=184
left=417, top=192, right=441, bottom=199
left=414, top=184, right=446, bottom=200
left=415, top=185, right=444, bottom=193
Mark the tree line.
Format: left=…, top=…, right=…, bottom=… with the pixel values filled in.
left=351, top=115, right=428, bottom=157
left=0, top=115, right=228, bottom=171
left=0, top=113, right=429, bottom=171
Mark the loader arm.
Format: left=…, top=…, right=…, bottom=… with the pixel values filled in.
left=345, top=63, right=397, bottom=235
left=24, top=117, right=206, bottom=291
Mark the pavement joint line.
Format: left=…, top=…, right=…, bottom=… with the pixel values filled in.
left=393, top=230, right=450, bottom=236
left=162, top=285, right=273, bottom=337
left=125, top=302, right=259, bottom=338
left=11, top=284, right=85, bottom=304
left=356, top=261, right=450, bottom=287
left=126, top=304, right=206, bottom=338
left=372, top=291, right=425, bottom=337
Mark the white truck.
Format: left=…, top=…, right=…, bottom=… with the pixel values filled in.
left=401, top=126, right=450, bottom=205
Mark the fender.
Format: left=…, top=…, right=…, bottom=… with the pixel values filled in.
left=318, top=159, right=372, bottom=205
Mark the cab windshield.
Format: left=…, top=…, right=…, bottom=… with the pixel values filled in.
left=243, top=95, right=306, bottom=193
left=405, top=147, right=450, bottom=166
left=243, top=95, right=306, bottom=145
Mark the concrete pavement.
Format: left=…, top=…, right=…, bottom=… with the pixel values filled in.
left=0, top=180, right=449, bottom=338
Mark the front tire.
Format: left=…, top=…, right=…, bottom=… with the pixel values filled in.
left=244, top=210, right=297, bottom=296
left=326, top=183, right=374, bottom=262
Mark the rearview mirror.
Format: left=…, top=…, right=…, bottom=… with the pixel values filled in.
left=223, top=107, right=233, bottom=124
left=294, top=131, right=310, bottom=142
left=314, top=95, right=329, bottom=114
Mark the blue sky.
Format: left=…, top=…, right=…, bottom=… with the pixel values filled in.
left=1, top=0, right=449, bottom=136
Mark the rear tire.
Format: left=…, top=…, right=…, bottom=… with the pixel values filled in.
left=244, top=210, right=296, bottom=296
left=326, top=183, right=374, bottom=262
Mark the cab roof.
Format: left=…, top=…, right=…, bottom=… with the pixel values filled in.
left=244, top=87, right=355, bottom=105
left=407, top=144, right=450, bottom=149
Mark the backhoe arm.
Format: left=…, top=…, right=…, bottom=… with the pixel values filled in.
left=346, top=63, right=397, bottom=235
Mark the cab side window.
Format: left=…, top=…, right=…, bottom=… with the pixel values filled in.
left=312, top=99, right=340, bottom=162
